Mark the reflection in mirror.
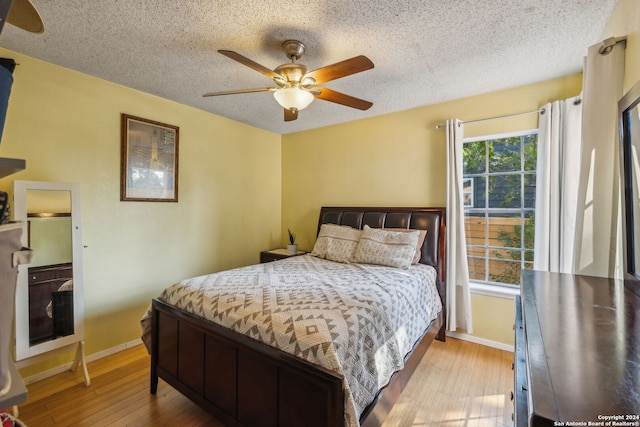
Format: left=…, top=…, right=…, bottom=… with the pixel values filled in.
left=619, top=79, right=640, bottom=280
left=27, top=212, right=74, bottom=345
left=13, top=181, right=86, bottom=376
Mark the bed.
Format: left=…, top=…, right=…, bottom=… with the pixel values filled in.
left=142, top=206, right=446, bottom=427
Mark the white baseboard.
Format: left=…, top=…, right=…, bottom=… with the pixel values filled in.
left=446, top=330, right=514, bottom=352
left=85, top=338, right=143, bottom=363
left=21, top=338, right=143, bottom=385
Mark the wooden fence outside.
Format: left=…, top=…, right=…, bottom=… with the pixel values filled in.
left=464, top=216, right=533, bottom=285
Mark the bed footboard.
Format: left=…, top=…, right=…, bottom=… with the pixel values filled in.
left=150, top=298, right=345, bottom=427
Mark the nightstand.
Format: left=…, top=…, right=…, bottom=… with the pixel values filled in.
left=260, top=248, right=306, bottom=263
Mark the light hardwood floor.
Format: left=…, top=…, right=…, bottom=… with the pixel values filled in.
left=14, top=338, right=514, bottom=427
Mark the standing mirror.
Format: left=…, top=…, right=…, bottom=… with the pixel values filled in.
left=619, top=79, right=640, bottom=281
left=13, top=180, right=89, bottom=384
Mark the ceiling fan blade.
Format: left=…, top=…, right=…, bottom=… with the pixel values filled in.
left=313, top=88, right=373, bottom=111
left=203, top=87, right=275, bottom=97
left=284, top=108, right=298, bottom=122
left=7, top=0, right=44, bottom=33
left=304, top=55, right=374, bottom=84
left=218, top=50, right=284, bottom=82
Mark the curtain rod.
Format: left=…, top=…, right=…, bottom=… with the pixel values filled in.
left=435, top=108, right=544, bottom=129
left=433, top=36, right=626, bottom=130
left=599, top=36, right=626, bottom=55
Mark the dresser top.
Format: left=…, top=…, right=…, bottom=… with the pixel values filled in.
left=521, top=270, right=640, bottom=422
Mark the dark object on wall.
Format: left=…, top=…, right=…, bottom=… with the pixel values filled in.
left=0, top=58, right=14, bottom=144
left=0, top=59, right=15, bottom=73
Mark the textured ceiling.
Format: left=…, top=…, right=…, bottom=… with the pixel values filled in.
left=0, top=0, right=619, bottom=134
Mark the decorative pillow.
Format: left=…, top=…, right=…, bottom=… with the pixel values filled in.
left=351, top=225, right=420, bottom=269
left=385, top=228, right=428, bottom=264
left=310, top=224, right=362, bottom=263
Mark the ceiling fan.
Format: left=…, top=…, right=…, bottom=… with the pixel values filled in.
left=203, top=40, right=374, bottom=122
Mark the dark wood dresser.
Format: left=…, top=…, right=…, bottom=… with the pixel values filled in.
left=515, top=270, right=640, bottom=426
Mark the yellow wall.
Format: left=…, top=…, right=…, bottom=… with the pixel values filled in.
left=0, top=49, right=282, bottom=374
left=281, top=75, right=582, bottom=251
left=604, top=0, right=640, bottom=92
left=469, top=295, right=516, bottom=345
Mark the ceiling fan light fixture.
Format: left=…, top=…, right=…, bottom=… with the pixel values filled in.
left=207, top=41, right=373, bottom=122
left=273, top=86, right=314, bottom=111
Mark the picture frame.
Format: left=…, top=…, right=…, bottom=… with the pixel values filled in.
left=121, top=114, right=179, bottom=202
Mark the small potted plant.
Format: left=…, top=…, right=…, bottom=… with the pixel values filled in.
left=287, top=228, right=298, bottom=255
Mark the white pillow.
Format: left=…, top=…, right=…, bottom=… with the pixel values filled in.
left=385, top=228, right=428, bottom=264
left=310, top=224, right=362, bottom=263
left=351, top=225, right=419, bottom=269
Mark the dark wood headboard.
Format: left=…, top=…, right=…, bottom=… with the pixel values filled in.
left=317, top=206, right=447, bottom=318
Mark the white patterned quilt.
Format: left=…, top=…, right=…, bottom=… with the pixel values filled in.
left=141, top=255, right=442, bottom=427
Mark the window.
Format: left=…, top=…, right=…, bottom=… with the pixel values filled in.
left=462, top=131, right=537, bottom=287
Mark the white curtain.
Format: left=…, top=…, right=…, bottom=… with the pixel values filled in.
left=445, top=119, right=473, bottom=333
left=534, top=40, right=625, bottom=278
left=534, top=97, right=582, bottom=273
left=573, top=40, right=625, bottom=278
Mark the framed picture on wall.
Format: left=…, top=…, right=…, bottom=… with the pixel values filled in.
left=121, top=114, right=179, bottom=202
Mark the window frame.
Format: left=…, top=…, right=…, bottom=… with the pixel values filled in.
left=462, top=129, right=538, bottom=290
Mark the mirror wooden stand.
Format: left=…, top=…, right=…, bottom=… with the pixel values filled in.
left=12, top=180, right=89, bottom=387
